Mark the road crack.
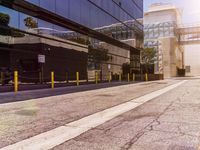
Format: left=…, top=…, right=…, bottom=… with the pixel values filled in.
left=120, top=96, right=179, bottom=150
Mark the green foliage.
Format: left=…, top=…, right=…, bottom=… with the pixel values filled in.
left=88, top=46, right=110, bottom=62
left=0, top=27, right=25, bottom=37
left=122, top=63, right=130, bottom=74
left=141, top=47, right=157, bottom=65
left=11, top=29, right=25, bottom=37
left=0, top=27, right=10, bottom=36
left=0, top=12, right=10, bottom=26
left=0, top=13, right=10, bottom=35
left=69, top=37, right=90, bottom=45
left=0, top=13, right=24, bottom=37
left=24, top=17, right=38, bottom=29
left=141, top=47, right=157, bottom=73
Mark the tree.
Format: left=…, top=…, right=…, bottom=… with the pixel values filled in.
left=0, top=13, right=11, bottom=36
left=0, top=12, right=10, bottom=26
left=70, top=37, right=90, bottom=45
left=141, top=47, right=157, bottom=74
left=88, top=45, right=110, bottom=63
left=24, top=17, right=38, bottom=29
left=122, top=63, right=130, bottom=75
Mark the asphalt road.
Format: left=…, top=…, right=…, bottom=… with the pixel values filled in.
left=0, top=78, right=199, bottom=150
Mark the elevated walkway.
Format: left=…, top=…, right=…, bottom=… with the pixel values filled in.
left=177, top=25, right=200, bottom=35
left=177, top=24, right=200, bottom=45
left=144, top=22, right=200, bottom=46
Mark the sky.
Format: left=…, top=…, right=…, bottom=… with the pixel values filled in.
left=144, top=0, right=200, bottom=24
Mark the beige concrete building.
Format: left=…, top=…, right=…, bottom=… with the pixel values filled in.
left=88, top=19, right=143, bottom=80
left=184, top=45, right=200, bottom=76
left=99, top=41, right=131, bottom=80
left=144, top=3, right=184, bottom=78
left=88, top=38, right=141, bottom=81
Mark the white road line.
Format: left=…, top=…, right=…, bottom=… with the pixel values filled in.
left=0, top=80, right=187, bottom=150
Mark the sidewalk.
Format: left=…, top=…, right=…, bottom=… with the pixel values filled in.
left=0, top=81, right=117, bottom=93
left=0, top=81, right=139, bottom=104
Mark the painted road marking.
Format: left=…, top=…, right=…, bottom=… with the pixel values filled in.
left=0, top=80, right=187, bottom=150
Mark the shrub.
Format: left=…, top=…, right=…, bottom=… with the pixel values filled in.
left=0, top=12, right=10, bottom=26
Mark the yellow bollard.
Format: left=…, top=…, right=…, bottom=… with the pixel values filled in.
left=145, top=73, right=148, bottom=81
left=51, top=71, right=54, bottom=89
left=119, top=73, right=122, bottom=82
left=132, top=73, right=135, bottom=81
left=0, top=72, right=3, bottom=85
left=14, top=71, right=18, bottom=92
left=95, top=71, right=98, bottom=84
left=128, top=73, right=130, bottom=82
left=76, top=72, right=79, bottom=86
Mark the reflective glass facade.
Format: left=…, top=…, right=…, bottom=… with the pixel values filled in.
left=28, top=0, right=143, bottom=29
left=0, top=0, right=143, bottom=39
left=0, top=0, right=143, bottom=84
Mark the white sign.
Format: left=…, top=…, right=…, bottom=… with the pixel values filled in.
left=38, top=54, right=45, bottom=63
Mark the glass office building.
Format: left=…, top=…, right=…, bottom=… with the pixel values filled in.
left=0, top=0, right=143, bottom=83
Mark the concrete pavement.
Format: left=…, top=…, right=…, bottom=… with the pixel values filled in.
left=0, top=81, right=138, bottom=104
left=0, top=78, right=200, bottom=149
left=53, top=79, right=200, bottom=150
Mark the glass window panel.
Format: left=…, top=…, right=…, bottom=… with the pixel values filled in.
left=55, top=0, right=68, bottom=18
left=69, top=0, right=81, bottom=23
left=40, top=0, right=56, bottom=13
left=27, top=0, right=39, bottom=5
left=80, top=0, right=90, bottom=27
left=0, top=6, right=19, bottom=28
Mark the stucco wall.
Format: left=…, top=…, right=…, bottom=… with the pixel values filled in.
left=185, top=45, right=200, bottom=76
left=145, top=10, right=178, bottom=24
left=159, top=37, right=183, bottom=78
